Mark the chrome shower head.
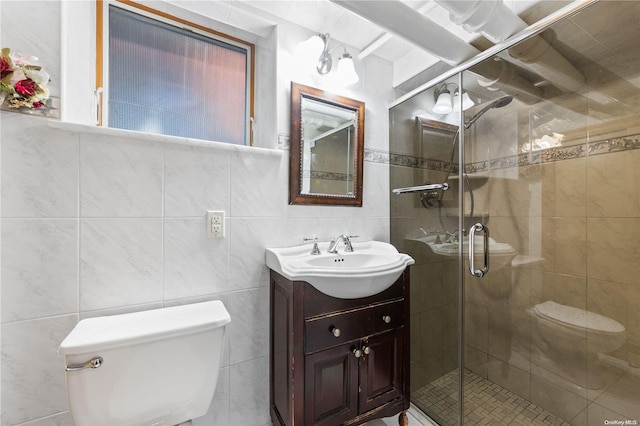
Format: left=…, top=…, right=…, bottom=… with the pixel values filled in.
left=464, top=96, right=513, bottom=129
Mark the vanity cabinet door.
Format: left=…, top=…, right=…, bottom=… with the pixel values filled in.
left=304, top=342, right=359, bottom=426
left=359, top=328, right=405, bottom=414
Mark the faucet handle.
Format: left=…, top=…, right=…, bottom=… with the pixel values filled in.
left=304, top=236, right=321, bottom=255
left=310, top=242, right=321, bottom=255
left=344, top=236, right=355, bottom=252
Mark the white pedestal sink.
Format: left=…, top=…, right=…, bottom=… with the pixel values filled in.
left=265, top=241, right=414, bottom=299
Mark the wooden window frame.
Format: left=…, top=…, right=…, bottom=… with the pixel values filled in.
left=95, top=0, right=256, bottom=145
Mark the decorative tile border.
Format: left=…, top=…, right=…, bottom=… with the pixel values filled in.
left=366, top=132, right=640, bottom=173
left=588, top=133, right=640, bottom=156
left=302, top=170, right=353, bottom=182
left=365, top=148, right=459, bottom=173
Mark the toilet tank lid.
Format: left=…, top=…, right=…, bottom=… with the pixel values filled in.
left=58, top=300, right=231, bottom=355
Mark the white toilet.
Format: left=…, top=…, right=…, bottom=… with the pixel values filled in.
left=529, top=300, right=625, bottom=389
left=58, top=300, right=231, bottom=426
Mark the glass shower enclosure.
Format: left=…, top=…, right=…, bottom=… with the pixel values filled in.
left=390, top=1, right=640, bottom=424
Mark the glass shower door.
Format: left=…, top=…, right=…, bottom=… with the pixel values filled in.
left=389, top=79, right=464, bottom=425
left=389, top=1, right=640, bottom=424
left=459, top=2, right=640, bottom=422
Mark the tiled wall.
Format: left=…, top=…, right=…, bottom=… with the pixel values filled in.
left=0, top=119, right=391, bottom=426
left=0, top=2, right=394, bottom=425
left=465, top=138, right=640, bottom=423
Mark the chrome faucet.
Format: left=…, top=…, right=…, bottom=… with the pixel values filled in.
left=328, top=234, right=354, bottom=253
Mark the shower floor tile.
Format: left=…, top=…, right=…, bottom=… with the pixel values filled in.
left=413, top=369, right=571, bottom=425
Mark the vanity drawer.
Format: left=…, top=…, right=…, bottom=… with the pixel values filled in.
left=304, top=300, right=404, bottom=354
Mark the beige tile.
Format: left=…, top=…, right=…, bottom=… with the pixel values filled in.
left=487, top=356, right=531, bottom=401
left=443, top=344, right=458, bottom=374
left=509, top=266, right=532, bottom=308
left=570, top=401, right=626, bottom=426
left=422, top=353, right=445, bottom=387
left=464, top=302, right=488, bottom=353
left=530, top=373, right=588, bottom=421
left=587, top=150, right=640, bottom=218
left=488, top=215, right=530, bottom=258
left=465, top=272, right=489, bottom=306
left=587, top=218, right=640, bottom=285
left=487, top=309, right=514, bottom=363
left=531, top=271, right=587, bottom=310
left=465, top=345, right=488, bottom=378
left=421, top=309, right=445, bottom=357
left=555, top=157, right=587, bottom=218
left=486, top=264, right=515, bottom=309
left=540, top=217, right=587, bottom=277
left=487, top=170, right=532, bottom=219
left=538, top=161, right=557, bottom=218
left=410, top=312, right=422, bottom=361
left=587, top=279, right=631, bottom=334
left=594, top=373, right=640, bottom=420
left=625, top=286, right=640, bottom=353
left=422, top=262, right=446, bottom=311
left=442, top=304, right=459, bottom=350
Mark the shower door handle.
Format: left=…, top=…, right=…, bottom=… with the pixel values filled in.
left=468, top=223, right=489, bottom=278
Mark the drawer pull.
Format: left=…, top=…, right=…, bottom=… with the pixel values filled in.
left=353, top=348, right=362, bottom=358
left=331, top=327, right=341, bottom=338
left=382, top=315, right=392, bottom=324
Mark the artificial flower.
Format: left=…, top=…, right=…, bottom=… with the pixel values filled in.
left=0, top=57, right=12, bottom=79
left=0, top=47, right=50, bottom=110
left=15, top=79, right=36, bottom=96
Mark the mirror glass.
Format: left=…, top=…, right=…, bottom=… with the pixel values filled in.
left=415, top=116, right=459, bottom=168
left=290, top=82, right=364, bottom=206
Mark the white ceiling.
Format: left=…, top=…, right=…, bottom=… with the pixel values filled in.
left=230, top=0, right=561, bottom=88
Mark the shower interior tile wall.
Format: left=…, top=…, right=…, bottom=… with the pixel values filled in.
left=0, top=2, right=394, bottom=425
left=393, top=100, right=640, bottom=425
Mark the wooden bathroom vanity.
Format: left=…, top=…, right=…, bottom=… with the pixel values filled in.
left=269, top=268, right=410, bottom=426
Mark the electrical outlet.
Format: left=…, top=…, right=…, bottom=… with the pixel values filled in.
left=206, top=211, right=225, bottom=238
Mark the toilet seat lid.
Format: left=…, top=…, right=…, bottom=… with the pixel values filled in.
left=533, top=301, right=624, bottom=333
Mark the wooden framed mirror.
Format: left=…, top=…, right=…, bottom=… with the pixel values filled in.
left=289, top=82, right=365, bottom=206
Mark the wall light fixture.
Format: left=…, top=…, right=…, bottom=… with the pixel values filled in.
left=296, top=33, right=359, bottom=86
left=433, top=83, right=475, bottom=115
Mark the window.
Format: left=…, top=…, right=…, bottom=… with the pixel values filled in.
left=99, top=1, right=254, bottom=145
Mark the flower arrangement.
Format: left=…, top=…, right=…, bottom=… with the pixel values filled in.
left=0, top=48, right=50, bottom=110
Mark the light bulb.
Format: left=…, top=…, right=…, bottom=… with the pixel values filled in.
left=336, top=53, right=359, bottom=86
left=433, top=89, right=453, bottom=114
left=295, top=35, right=325, bottom=68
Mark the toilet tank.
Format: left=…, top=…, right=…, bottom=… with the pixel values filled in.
left=58, top=300, right=231, bottom=426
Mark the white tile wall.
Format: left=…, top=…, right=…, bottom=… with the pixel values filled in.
left=163, top=144, right=231, bottom=217
left=1, top=219, right=77, bottom=322
left=163, top=218, right=231, bottom=299
left=80, top=135, right=163, bottom=217
left=0, top=3, right=394, bottom=426
left=79, top=218, right=164, bottom=311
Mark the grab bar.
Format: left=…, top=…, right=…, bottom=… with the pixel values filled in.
left=468, top=223, right=489, bottom=278
left=392, top=182, right=449, bottom=195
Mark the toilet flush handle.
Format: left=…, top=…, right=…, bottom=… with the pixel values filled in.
left=65, top=356, right=103, bottom=372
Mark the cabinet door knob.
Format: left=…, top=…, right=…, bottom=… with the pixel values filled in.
left=382, top=315, right=392, bottom=324
left=331, top=327, right=341, bottom=338
left=353, top=348, right=362, bottom=358
left=363, top=346, right=371, bottom=355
